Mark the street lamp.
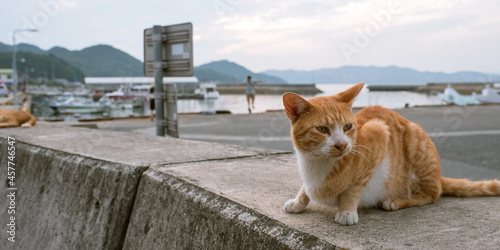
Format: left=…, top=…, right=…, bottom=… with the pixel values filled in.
left=12, top=28, right=37, bottom=106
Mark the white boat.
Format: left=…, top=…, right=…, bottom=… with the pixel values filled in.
left=105, top=84, right=150, bottom=100
left=435, top=85, right=481, bottom=106
left=50, top=93, right=110, bottom=114
left=195, top=83, right=220, bottom=99
left=99, top=95, right=144, bottom=109
left=474, top=84, right=500, bottom=104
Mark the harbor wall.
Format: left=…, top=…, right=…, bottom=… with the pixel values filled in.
left=0, top=124, right=332, bottom=249
left=0, top=131, right=147, bottom=249
left=217, top=84, right=323, bottom=95
left=369, top=82, right=493, bottom=94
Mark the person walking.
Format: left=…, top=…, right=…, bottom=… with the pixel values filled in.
left=239, top=75, right=263, bottom=113
left=149, top=83, right=155, bottom=121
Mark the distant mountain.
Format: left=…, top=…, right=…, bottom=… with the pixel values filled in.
left=0, top=51, right=85, bottom=82
left=3, top=41, right=498, bottom=85
left=0, top=42, right=143, bottom=77
left=195, top=60, right=287, bottom=84
left=194, top=68, right=240, bottom=83
left=0, top=42, right=58, bottom=55
left=48, top=45, right=143, bottom=77
left=263, top=66, right=500, bottom=84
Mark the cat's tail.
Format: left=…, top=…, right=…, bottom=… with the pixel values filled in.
left=441, top=177, right=500, bottom=197
left=21, top=113, right=37, bottom=128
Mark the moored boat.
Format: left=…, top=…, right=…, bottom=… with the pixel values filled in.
left=434, top=85, right=481, bottom=106
left=105, top=85, right=150, bottom=100
left=195, top=83, right=220, bottom=99
left=474, top=84, right=500, bottom=104
left=50, top=93, right=110, bottom=114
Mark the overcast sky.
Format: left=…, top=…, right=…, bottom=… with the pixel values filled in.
left=1, top=0, right=499, bottom=75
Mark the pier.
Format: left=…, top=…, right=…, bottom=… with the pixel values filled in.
left=368, top=82, right=495, bottom=95
left=216, top=83, right=323, bottom=95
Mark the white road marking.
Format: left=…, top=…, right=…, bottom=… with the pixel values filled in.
left=427, top=129, right=500, bottom=137
left=180, top=129, right=500, bottom=142
left=181, top=134, right=291, bottom=141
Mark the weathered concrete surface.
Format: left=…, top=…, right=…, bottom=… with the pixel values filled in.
left=0, top=136, right=146, bottom=249
left=0, top=123, right=282, bottom=249
left=150, top=154, right=500, bottom=249
left=1, top=121, right=499, bottom=249
left=0, top=122, right=280, bottom=166
left=123, top=168, right=335, bottom=249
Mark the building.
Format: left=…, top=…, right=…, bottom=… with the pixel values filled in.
left=84, top=76, right=199, bottom=94
left=0, top=69, right=14, bottom=86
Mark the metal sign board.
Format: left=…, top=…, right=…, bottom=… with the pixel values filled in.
left=144, top=22, right=193, bottom=77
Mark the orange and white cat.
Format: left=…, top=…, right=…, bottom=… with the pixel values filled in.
left=0, top=109, right=37, bottom=128
left=283, top=82, right=499, bottom=225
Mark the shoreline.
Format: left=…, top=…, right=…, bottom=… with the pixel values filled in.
left=35, top=102, right=500, bottom=123
left=369, top=82, right=496, bottom=94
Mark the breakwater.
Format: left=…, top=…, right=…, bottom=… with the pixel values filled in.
left=369, top=82, right=495, bottom=94
left=217, top=84, right=323, bottom=95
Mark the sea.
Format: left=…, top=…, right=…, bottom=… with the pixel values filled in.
left=33, top=83, right=444, bottom=121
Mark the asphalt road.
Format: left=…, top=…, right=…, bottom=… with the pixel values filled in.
left=98, top=105, right=500, bottom=180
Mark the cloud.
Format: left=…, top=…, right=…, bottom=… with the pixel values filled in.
left=57, top=0, right=79, bottom=10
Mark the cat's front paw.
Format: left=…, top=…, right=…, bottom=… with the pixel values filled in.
left=284, top=199, right=307, bottom=214
left=334, top=210, right=358, bottom=225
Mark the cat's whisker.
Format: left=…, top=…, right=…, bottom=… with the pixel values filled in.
left=352, top=144, right=371, bottom=154
left=352, top=144, right=369, bottom=151
left=350, top=149, right=370, bottom=163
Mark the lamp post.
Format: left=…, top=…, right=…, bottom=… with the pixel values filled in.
left=12, top=29, right=37, bottom=106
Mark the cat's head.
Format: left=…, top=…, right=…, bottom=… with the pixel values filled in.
left=283, top=82, right=364, bottom=159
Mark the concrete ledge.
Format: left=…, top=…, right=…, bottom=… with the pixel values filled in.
left=158, top=154, right=500, bottom=249
left=123, top=168, right=333, bottom=249
left=0, top=138, right=146, bottom=249
left=1, top=123, right=499, bottom=249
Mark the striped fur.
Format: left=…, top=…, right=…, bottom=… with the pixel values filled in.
left=0, top=109, right=36, bottom=128
left=283, top=82, right=499, bottom=226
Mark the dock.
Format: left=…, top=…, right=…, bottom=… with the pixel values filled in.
left=216, top=83, right=323, bottom=95
left=368, top=82, right=496, bottom=94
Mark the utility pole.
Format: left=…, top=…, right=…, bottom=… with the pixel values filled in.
left=153, top=25, right=166, bottom=136
left=12, top=29, right=37, bottom=106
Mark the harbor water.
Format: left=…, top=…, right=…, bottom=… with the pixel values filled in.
left=32, top=83, right=444, bottom=121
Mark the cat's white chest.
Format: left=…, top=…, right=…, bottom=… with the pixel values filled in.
left=296, top=152, right=339, bottom=205
left=358, top=156, right=390, bottom=207
left=296, top=152, right=389, bottom=208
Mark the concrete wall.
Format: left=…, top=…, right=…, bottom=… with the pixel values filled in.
left=0, top=139, right=145, bottom=249
left=123, top=170, right=331, bottom=249
left=1, top=123, right=499, bottom=249
left=0, top=124, right=333, bottom=249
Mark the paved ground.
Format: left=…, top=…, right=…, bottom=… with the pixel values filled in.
left=95, top=105, right=500, bottom=180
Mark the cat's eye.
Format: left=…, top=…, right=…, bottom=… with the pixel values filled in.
left=343, top=123, right=353, bottom=131
left=315, top=126, right=329, bottom=134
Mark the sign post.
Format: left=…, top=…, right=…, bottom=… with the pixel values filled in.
left=144, top=23, right=193, bottom=137
left=152, top=25, right=165, bottom=136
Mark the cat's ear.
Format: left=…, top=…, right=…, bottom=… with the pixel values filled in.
left=335, top=82, right=364, bottom=104
left=283, top=92, right=312, bottom=123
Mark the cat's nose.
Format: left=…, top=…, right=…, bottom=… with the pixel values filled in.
left=335, top=143, right=346, bottom=151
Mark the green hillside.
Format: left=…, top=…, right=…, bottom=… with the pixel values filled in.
left=0, top=51, right=85, bottom=82
left=194, top=68, right=241, bottom=83
left=48, top=45, right=143, bottom=77
left=195, top=60, right=287, bottom=84
left=0, top=42, right=143, bottom=77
